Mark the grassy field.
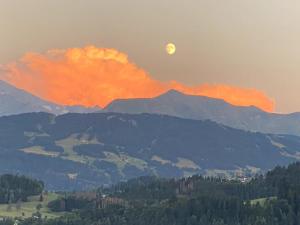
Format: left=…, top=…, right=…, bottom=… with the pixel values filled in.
left=250, top=196, right=277, bottom=206
left=55, top=134, right=99, bottom=164
left=0, top=193, right=64, bottom=219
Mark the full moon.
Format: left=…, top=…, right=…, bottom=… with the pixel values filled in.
left=166, top=43, right=176, bottom=55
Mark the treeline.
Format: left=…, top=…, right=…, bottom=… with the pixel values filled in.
left=0, top=174, right=43, bottom=203
left=9, top=162, right=300, bottom=225
left=48, top=195, right=91, bottom=212
left=109, top=175, right=274, bottom=202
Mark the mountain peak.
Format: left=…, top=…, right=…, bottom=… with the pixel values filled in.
left=159, top=89, right=185, bottom=97
left=165, top=89, right=184, bottom=95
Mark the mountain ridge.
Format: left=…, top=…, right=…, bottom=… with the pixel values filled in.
left=104, top=89, right=300, bottom=136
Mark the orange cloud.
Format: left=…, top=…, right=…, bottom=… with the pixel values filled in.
left=0, top=45, right=275, bottom=112
left=170, top=82, right=275, bottom=112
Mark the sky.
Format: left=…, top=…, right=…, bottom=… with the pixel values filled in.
left=0, top=0, right=300, bottom=113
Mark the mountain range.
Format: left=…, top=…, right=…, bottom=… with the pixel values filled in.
left=1, top=80, right=300, bottom=190
left=2, top=80, right=300, bottom=137
left=0, top=112, right=300, bottom=190
left=0, top=80, right=101, bottom=116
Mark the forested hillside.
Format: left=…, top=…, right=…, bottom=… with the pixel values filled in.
left=1, top=112, right=300, bottom=190
left=3, top=162, right=300, bottom=225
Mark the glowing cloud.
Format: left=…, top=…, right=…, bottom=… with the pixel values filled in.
left=0, top=46, right=275, bottom=112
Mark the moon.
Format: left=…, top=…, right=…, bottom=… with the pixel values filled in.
left=166, top=43, right=176, bottom=55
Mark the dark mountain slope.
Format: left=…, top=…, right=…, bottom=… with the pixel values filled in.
left=0, top=112, right=299, bottom=190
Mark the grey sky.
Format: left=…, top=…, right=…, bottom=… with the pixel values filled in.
left=1, top=0, right=300, bottom=112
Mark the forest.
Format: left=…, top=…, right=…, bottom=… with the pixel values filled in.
left=0, top=174, right=43, bottom=204
left=1, top=162, right=300, bottom=225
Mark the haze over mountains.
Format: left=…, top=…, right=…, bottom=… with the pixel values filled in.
left=0, top=80, right=101, bottom=116
left=105, top=89, right=300, bottom=136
